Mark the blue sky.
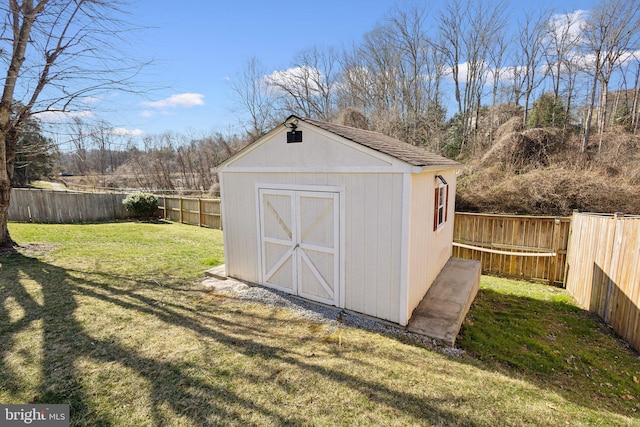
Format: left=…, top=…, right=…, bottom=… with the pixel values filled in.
left=44, top=0, right=594, bottom=143
left=96, top=0, right=423, bottom=137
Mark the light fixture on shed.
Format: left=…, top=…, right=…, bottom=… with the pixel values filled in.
left=284, top=119, right=303, bottom=143
left=436, top=175, right=447, bottom=185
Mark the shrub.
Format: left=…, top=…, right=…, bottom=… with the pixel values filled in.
left=443, top=112, right=464, bottom=158
left=527, top=92, right=566, bottom=129
left=122, top=192, right=158, bottom=220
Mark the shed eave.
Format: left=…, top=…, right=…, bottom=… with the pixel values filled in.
left=412, top=164, right=459, bottom=173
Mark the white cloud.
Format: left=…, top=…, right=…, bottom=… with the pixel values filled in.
left=265, top=66, right=324, bottom=94
left=140, top=110, right=155, bottom=118
left=81, top=96, right=102, bottom=104
left=618, top=49, right=640, bottom=66
left=443, top=62, right=491, bottom=85
left=548, top=10, right=588, bottom=42
left=33, top=110, right=94, bottom=123
left=110, top=127, right=145, bottom=136
left=141, top=92, right=205, bottom=109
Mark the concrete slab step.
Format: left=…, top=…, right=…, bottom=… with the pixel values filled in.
left=202, top=277, right=248, bottom=292
left=205, top=264, right=227, bottom=280
left=407, top=257, right=481, bottom=346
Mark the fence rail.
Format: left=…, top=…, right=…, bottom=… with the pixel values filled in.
left=452, top=212, right=571, bottom=285
left=565, top=212, right=640, bottom=352
left=159, top=196, right=222, bottom=229
left=9, top=188, right=133, bottom=223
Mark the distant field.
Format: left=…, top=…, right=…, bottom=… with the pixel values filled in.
left=1, top=222, right=638, bottom=426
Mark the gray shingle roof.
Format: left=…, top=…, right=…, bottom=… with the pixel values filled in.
left=298, top=116, right=460, bottom=168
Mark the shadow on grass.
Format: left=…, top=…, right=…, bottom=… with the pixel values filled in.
left=230, top=282, right=640, bottom=419
left=457, top=288, right=640, bottom=418
left=0, top=251, right=481, bottom=426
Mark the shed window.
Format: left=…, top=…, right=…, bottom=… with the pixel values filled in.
left=433, top=181, right=449, bottom=231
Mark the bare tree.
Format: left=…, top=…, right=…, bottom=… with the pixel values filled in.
left=340, top=26, right=404, bottom=136
left=336, top=4, right=450, bottom=146
left=465, top=0, right=509, bottom=136
left=581, top=0, right=640, bottom=151
left=424, top=39, right=448, bottom=151
left=632, top=60, right=640, bottom=134
left=267, top=46, right=340, bottom=121
left=0, top=0, right=144, bottom=247
left=383, top=4, right=431, bottom=143
left=336, top=41, right=375, bottom=115
left=67, top=117, right=90, bottom=175
left=487, top=28, right=509, bottom=140
left=230, top=56, right=277, bottom=141
left=438, top=0, right=467, bottom=116
left=89, top=120, right=117, bottom=175
left=543, top=11, right=582, bottom=128
left=515, top=9, right=552, bottom=126
left=438, top=0, right=508, bottom=148
left=488, top=28, right=509, bottom=108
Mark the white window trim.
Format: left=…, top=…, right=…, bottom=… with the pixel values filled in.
left=435, top=181, right=448, bottom=232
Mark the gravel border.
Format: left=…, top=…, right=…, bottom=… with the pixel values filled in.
left=213, top=279, right=465, bottom=358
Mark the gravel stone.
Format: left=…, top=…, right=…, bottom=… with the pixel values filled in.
left=207, top=278, right=465, bottom=357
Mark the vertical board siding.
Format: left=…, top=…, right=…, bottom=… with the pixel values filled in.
left=9, top=189, right=134, bottom=223
left=407, top=170, right=457, bottom=317
left=565, top=213, right=640, bottom=352
left=452, top=213, right=571, bottom=285
left=220, top=173, right=259, bottom=282
left=220, top=171, right=404, bottom=324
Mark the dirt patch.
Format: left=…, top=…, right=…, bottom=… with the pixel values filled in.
left=0, top=243, right=62, bottom=258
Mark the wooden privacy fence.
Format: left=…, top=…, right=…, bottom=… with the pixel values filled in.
left=565, top=212, right=640, bottom=352
left=9, top=188, right=133, bottom=223
left=452, top=213, right=571, bottom=285
left=159, top=196, right=222, bottom=229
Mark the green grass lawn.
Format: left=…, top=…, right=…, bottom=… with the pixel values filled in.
left=1, top=222, right=639, bottom=426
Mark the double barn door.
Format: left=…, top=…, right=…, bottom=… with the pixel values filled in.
left=259, top=188, right=340, bottom=306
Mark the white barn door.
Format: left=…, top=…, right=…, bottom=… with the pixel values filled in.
left=259, top=188, right=340, bottom=306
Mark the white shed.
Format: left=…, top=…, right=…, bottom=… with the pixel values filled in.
left=217, top=115, right=460, bottom=326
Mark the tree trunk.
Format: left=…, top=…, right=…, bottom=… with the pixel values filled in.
left=598, top=80, right=609, bottom=152
left=0, top=164, right=13, bottom=248
left=633, top=85, right=640, bottom=134
left=582, top=72, right=599, bottom=153
left=0, top=1, right=40, bottom=248
left=632, top=65, right=640, bottom=134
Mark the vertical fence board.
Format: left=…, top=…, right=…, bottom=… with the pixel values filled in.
left=158, top=196, right=221, bottom=230
left=8, top=189, right=135, bottom=223
left=452, top=213, right=571, bottom=285
left=565, top=212, right=640, bottom=352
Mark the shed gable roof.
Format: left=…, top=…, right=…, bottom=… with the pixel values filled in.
left=218, top=115, right=460, bottom=170
left=298, top=116, right=459, bottom=168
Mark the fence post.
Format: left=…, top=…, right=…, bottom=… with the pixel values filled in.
left=163, top=196, right=167, bottom=221
left=548, top=217, right=562, bottom=285
left=198, top=198, right=203, bottom=227
left=563, top=210, right=580, bottom=288
left=179, top=197, right=184, bottom=223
